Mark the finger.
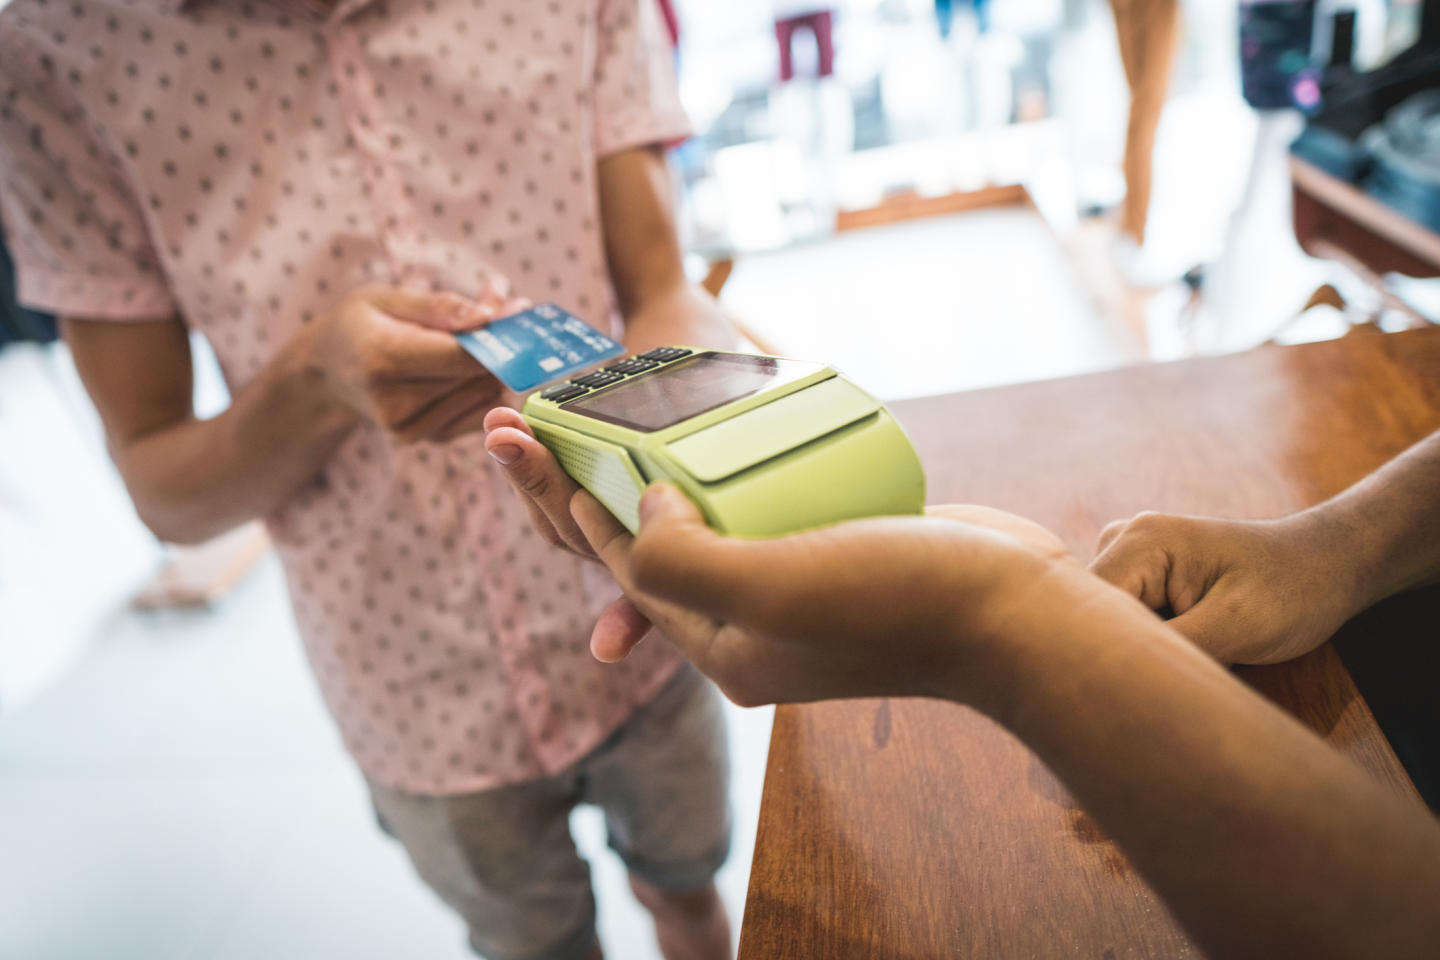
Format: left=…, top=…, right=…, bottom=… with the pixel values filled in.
left=371, top=376, right=488, bottom=429
left=569, top=487, right=636, bottom=577
left=621, top=484, right=777, bottom=625
left=390, top=379, right=501, bottom=444
left=483, top=423, right=595, bottom=557
left=476, top=274, right=512, bottom=309
left=390, top=375, right=492, bottom=427
left=433, top=389, right=507, bottom=443
left=365, top=288, right=495, bottom=332
left=626, top=484, right=1017, bottom=643
left=474, top=417, right=580, bottom=552
left=572, top=490, right=845, bottom=704
left=517, top=494, right=571, bottom=552
left=925, top=504, right=1072, bottom=563
left=590, top=595, right=654, bottom=663
left=1089, top=535, right=1172, bottom=611
left=1167, top=597, right=1251, bottom=664
left=370, top=322, right=487, bottom=380
left=569, top=489, right=731, bottom=666
left=483, top=405, right=530, bottom=436
left=425, top=390, right=502, bottom=443
left=571, top=492, right=824, bottom=704
left=1095, top=518, right=1129, bottom=555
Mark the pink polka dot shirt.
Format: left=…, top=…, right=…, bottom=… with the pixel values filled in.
left=0, top=0, right=690, bottom=794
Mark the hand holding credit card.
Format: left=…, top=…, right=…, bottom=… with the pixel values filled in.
left=456, top=303, right=624, bottom=393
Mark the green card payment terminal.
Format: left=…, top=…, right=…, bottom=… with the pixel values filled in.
left=521, top=347, right=926, bottom=536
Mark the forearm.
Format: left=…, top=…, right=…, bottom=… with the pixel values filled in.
left=116, top=332, right=356, bottom=543
left=599, top=145, right=737, bottom=357
left=1300, top=429, right=1440, bottom=609
left=968, top=571, right=1440, bottom=960
left=621, top=281, right=736, bottom=356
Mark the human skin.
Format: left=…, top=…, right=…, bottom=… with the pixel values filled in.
left=483, top=410, right=1440, bottom=960
left=1091, top=429, right=1440, bottom=665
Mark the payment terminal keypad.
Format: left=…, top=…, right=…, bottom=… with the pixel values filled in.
left=638, top=347, right=693, bottom=363
left=539, top=384, right=589, bottom=403
left=572, top=370, right=625, bottom=389
left=604, top=357, right=661, bottom=375
left=538, top=346, right=698, bottom=405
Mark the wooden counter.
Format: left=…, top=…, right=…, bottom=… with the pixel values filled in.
left=739, top=328, right=1440, bottom=959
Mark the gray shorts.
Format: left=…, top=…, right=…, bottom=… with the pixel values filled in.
left=368, top=665, right=731, bottom=960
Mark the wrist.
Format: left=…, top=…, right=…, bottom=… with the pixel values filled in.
left=936, top=554, right=1092, bottom=716
left=272, top=322, right=362, bottom=440
left=623, top=285, right=736, bottom=355
left=1272, top=507, right=1378, bottom=620
left=944, top=561, right=1174, bottom=730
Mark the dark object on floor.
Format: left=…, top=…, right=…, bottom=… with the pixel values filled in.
left=1, top=227, right=58, bottom=347
left=1181, top=264, right=1206, bottom=293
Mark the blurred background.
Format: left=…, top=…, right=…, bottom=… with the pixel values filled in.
left=2, top=0, right=1437, bottom=957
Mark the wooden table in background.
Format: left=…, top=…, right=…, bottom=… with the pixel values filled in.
left=738, top=329, right=1440, bottom=959
left=1291, top=156, right=1440, bottom=281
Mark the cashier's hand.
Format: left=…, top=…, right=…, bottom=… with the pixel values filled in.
left=575, top=485, right=1080, bottom=704
left=1090, top=512, right=1360, bottom=665
left=484, top=403, right=1083, bottom=702
left=483, top=407, right=656, bottom=656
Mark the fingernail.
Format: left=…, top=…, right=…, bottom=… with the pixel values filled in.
left=488, top=444, right=521, bottom=465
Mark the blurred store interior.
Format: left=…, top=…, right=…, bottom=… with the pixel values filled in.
left=2, top=0, right=1438, bottom=957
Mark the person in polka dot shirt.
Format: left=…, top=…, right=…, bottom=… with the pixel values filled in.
left=0, top=0, right=737, bottom=957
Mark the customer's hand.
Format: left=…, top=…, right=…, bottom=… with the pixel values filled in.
left=295, top=280, right=528, bottom=444
left=1089, top=512, right=1364, bottom=664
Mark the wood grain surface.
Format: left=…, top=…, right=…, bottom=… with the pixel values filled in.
left=738, top=329, right=1440, bottom=959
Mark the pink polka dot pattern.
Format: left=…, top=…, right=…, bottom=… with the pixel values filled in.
left=0, top=0, right=690, bottom=794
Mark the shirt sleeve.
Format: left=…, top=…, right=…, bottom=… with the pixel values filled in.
left=0, top=40, right=176, bottom=321
left=592, top=0, right=693, bottom=159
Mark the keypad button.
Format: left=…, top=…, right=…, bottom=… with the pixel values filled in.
left=542, top=385, right=588, bottom=403
left=638, top=347, right=693, bottom=363
left=604, top=357, right=660, bottom=375
left=572, top=370, right=625, bottom=388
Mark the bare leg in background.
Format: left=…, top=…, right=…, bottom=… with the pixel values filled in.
left=1110, top=0, right=1180, bottom=245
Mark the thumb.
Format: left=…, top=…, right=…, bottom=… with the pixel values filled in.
left=1089, top=537, right=1173, bottom=612
left=638, top=481, right=708, bottom=532
left=1165, top=597, right=1245, bottom=664
left=630, top=484, right=753, bottom=620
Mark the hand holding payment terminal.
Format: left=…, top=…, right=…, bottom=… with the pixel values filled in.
left=521, top=347, right=926, bottom=536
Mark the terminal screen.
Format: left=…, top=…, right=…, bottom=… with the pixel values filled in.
left=567, top=353, right=820, bottom=432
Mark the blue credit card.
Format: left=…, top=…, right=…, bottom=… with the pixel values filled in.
left=456, top=303, right=624, bottom=393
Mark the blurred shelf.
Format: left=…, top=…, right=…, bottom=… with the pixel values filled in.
left=1291, top=156, right=1440, bottom=279
left=835, top=183, right=1030, bottom=232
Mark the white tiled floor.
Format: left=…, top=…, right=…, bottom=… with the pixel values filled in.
left=0, top=551, right=772, bottom=960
